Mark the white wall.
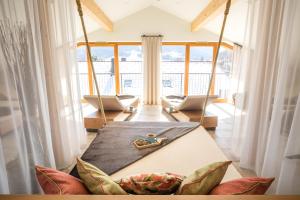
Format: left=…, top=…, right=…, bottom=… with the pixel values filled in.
left=83, top=6, right=228, bottom=42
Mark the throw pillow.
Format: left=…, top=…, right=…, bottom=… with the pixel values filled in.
left=117, top=172, right=185, bottom=194
left=176, top=161, right=232, bottom=195
left=35, top=165, right=90, bottom=195
left=209, top=177, right=275, bottom=195
left=76, top=158, right=127, bottom=195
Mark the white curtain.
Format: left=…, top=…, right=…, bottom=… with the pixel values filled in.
left=230, top=44, right=243, bottom=104
left=142, top=36, right=162, bottom=105
left=0, top=0, right=85, bottom=193
left=0, top=0, right=56, bottom=193
left=231, top=0, right=300, bottom=194
left=39, top=0, right=86, bottom=169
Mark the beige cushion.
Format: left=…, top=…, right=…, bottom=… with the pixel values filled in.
left=176, top=161, right=231, bottom=195
left=84, top=95, right=139, bottom=111
left=161, top=95, right=218, bottom=111
left=76, top=158, right=127, bottom=195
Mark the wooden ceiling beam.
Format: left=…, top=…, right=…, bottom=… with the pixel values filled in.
left=81, top=0, right=113, bottom=32
left=191, top=0, right=235, bottom=32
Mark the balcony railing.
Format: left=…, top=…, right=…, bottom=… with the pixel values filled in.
left=189, top=73, right=230, bottom=97
left=79, top=72, right=230, bottom=98
left=79, top=73, right=115, bottom=96
left=120, top=73, right=143, bottom=96
left=161, top=73, right=184, bottom=96
left=161, top=73, right=230, bottom=97
left=79, top=72, right=143, bottom=96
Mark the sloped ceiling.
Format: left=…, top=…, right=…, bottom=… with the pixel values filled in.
left=80, top=0, right=248, bottom=43
left=202, top=0, right=248, bottom=44
left=85, top=6, right=222, bottom=42
left=94, top=0, right=211, bottom=22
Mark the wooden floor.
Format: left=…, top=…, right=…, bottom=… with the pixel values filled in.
left=81, top=103, right=255, bottom=177
left=206, top=103, right=256, bottom=177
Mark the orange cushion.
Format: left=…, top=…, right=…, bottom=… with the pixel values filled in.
left=35, top=165, right=90, bottom=194
left=209, top=177, right=275, bottom=195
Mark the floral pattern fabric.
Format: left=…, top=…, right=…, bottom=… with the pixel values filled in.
left=117, top=173, right=185, bottom=195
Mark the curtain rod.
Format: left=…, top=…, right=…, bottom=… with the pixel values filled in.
left=141, top=34, right=163, bottom=37
left=233, top=42, right=243, bottom=48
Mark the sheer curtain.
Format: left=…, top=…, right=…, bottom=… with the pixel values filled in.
left=0, top=0, right=55, bottom=193
left=230, top=44, right=243, bottom=104
left=0, top=0, right=85, bottom=193
left=231, top=0, right=300, bottom=194
left=39, top=0, right=86, bottom=169
left=142, top=36, right=162, bottom=105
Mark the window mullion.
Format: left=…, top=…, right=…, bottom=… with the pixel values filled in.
left=184, top=44, right=190, bottom=96
left=114, top=44, right=120, bottom=95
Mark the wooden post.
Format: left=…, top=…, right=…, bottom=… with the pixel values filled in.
left=114, top=44, right=120, bottom=95
left=87, top=49, right=94, bottom=95
left=210, top=45, right=217, bottom=95
left=184, top=45, right=190, bottom=96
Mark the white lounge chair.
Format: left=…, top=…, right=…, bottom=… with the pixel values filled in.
left=84, top=95, right=139, bottom=111
left=161, top=95, right=218, bottom=129
left=83, top=95, right=139, bottom=130
left=161, top=95, right=218, bottom=111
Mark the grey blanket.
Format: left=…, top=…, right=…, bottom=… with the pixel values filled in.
left=70, top=121, right=199, bottom=178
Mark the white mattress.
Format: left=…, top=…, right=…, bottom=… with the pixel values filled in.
left=111, top=126, right=241, bottom=182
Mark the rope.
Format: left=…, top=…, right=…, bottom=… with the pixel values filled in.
left=200, top=0, right=231, bottom=125
left=75, top=0, right=107, bottom=124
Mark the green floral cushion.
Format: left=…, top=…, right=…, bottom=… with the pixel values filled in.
left=76, top=158, right=127, bottom=195
left=117, top=173, right=185, bottom=194
left=176, top=161, right=232, bottom=195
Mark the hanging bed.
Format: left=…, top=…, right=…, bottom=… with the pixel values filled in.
left=161, top=95, right=218, bottom=129
left=83, top=95, right=139, bottom=131
left=72, top=121, right=241, bottom=182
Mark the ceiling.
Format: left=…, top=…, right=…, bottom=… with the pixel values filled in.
left=203, top=0, right=248, bottom=44
left=95, top=0, right=211, bottom=22
left=81, top=0, right=249, bottom=43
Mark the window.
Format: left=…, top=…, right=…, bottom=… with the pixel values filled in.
left=119, top=46, right=143, bottom=96
left=189, top=46, right=213, bottom=95
left=76, top=42, right=233, bottom=100
left=161, top=45, right=185, bottom=96
left=77, top=46, right=89, bottom=98
left=90, top=46, right=115, bottom=95
left=215, top=47, right=233, bottom=98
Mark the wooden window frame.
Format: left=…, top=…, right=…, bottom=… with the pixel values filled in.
left=77, top=42, right=233, bottom=97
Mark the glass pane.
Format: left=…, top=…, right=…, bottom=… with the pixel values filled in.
left=189, top=46, right=213, bottom=95
left=161, top=45, right=185, bottom=96
left=215, top=46, right=233, bottom=98
left=76, top=46, right=89, bottom=97
left=91, top=46, right=116, bottom=95
left=119, top=46, right=143, bottom=96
